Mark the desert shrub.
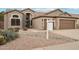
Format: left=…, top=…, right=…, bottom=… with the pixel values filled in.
left=14, top=28, right=20, bottom=32
left=8, top=28, right=20, bottom=32
left=0, top=29, right=19, bottom=45
left=8, top=28, right=14, bottom=32
left=0, top=35, right=6, bottom=45
left=2, top=30, right=19, bottom=42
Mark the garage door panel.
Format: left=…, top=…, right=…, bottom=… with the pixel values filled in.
left=60, top=20, right=75, bottom=29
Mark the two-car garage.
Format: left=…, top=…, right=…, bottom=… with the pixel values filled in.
left=59, top=19, right=75, bottom=29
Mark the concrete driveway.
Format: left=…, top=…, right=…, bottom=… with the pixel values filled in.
left=34, top=41, right=79, bottom=50
left=53, top=29, right=79, bottom=40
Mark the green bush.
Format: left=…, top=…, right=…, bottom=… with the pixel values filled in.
left=0, top=35, right=6, bottom=45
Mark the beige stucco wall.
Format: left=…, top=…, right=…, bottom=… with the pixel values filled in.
left=32, top=18, right=44, bottom=30
left=32, top=17, right=57, bottom=30
left=75, top=19, right=79, bottom=28
left=4, top=14, right=8, bottom=30
left=4, top=11, right=23, bottom=30
left=55, top=18, right=60, bottom=30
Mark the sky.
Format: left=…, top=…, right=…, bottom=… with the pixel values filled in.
left=1, top=8, right=79, bottom=14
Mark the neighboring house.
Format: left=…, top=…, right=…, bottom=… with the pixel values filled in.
left=4, top=8, right=79, bottom=30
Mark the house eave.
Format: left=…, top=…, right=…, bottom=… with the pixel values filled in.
left=4, top=10, right=24, bottom=15
left=32, top=16, right=79, bottom=20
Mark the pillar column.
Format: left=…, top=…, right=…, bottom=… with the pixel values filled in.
left=56, top=18, right=60, bottom=30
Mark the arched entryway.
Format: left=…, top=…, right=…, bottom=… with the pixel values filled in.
left=25, top=13, right=32, bottom=28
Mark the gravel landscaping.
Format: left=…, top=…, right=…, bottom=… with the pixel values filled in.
left=0, top=30, right=77, bottom=50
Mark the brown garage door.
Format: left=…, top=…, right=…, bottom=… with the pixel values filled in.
left=60, top=19, right=75, bottom=29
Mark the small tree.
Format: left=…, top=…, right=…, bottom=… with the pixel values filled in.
left=0, top=13, right=4, bottom=21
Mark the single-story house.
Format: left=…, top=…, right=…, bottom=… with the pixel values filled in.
left=4, top=8, right=79, bottom=30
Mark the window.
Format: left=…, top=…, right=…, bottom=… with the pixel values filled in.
left=11, top=15, right=20, bottom=26
left=11, top=19, right=15, bottom=26
left=11, top=19, right=20, bottom=26
left=16, top=19, right=20, bottom=25
left=13, top=15, right=19, bottom=18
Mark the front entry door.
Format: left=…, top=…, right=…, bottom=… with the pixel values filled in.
left=47, top=20, right=54, bottom=30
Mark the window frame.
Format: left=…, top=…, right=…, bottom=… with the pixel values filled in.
left=13, top=15, right=19, bottom=18
left=11, top=15, right=20, bottom=26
